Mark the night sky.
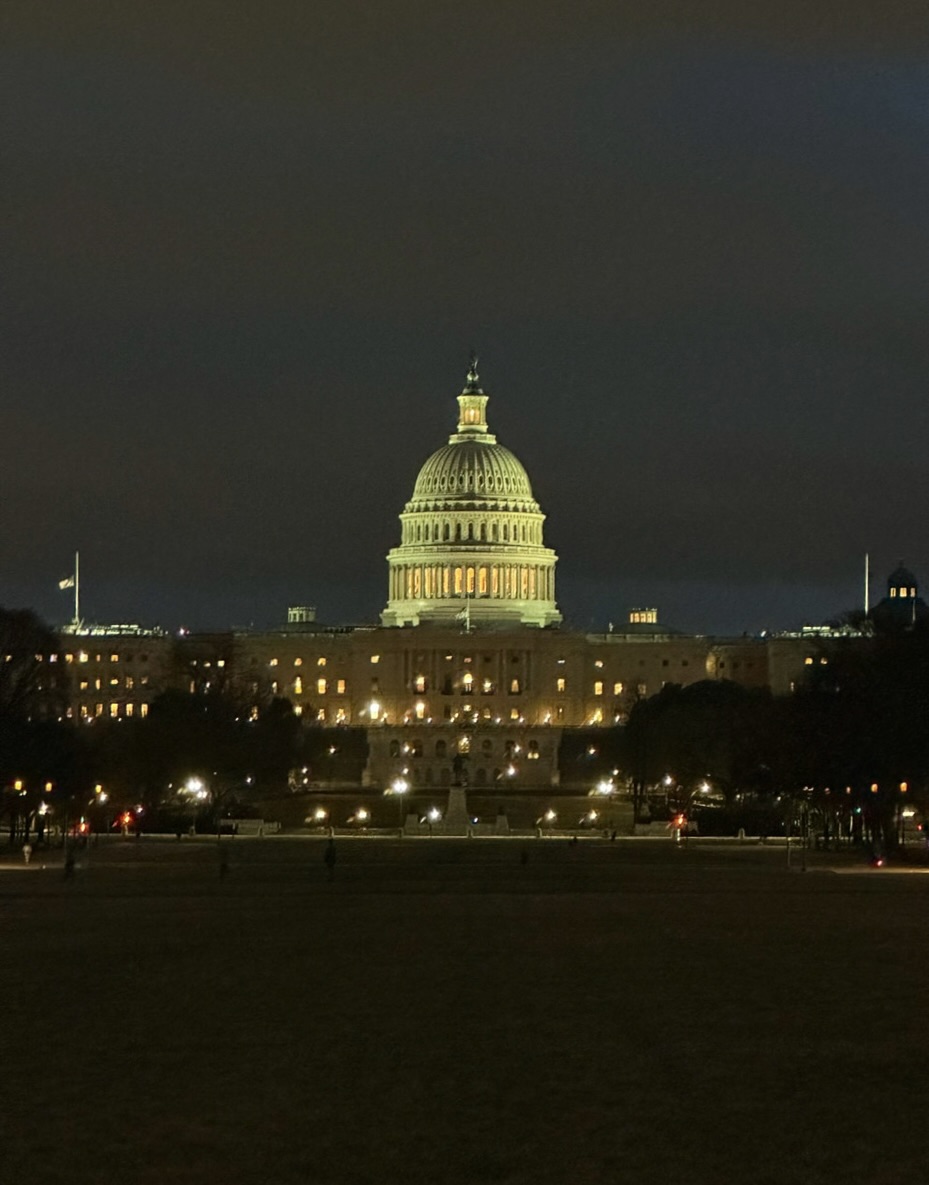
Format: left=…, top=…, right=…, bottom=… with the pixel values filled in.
left=5, top=4, right=929, bottom=636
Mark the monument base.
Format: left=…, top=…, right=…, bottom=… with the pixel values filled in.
left=444, top=786, right=471, bottom=835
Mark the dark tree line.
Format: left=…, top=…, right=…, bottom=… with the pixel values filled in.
left=621, top=625, right=929, bottom=846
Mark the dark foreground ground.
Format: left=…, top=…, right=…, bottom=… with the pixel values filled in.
left=2, top=837, right=927, bottom=1185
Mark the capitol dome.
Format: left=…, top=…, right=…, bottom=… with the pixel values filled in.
left=381, top=360, right=561, bottom=628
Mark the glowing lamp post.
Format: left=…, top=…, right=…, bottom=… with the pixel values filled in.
left=388, top=776, right=410, bottom=831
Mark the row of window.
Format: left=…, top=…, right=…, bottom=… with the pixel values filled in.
left=389, top=738, right=542, bottom=759
left=77, top=676, right=151, bottom=692
left=64, top=652, right=153, bottom=664
left=403, top=519, right=542, bottom=545
left=72, top=702, right=150, bottom=719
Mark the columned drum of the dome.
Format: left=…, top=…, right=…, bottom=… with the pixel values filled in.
left=381, top=362, right=561, bottom=628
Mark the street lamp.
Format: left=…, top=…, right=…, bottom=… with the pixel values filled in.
left=387, top=776, right=410, bottom=831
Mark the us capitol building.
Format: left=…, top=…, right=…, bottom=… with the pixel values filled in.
left=50, top=361, right=887, bottom=799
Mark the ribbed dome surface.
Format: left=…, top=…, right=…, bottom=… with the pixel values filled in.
left=410, top=440, right=535, bottom=503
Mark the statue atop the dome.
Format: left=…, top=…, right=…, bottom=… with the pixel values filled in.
left=464, top=352, right=482, bottom=393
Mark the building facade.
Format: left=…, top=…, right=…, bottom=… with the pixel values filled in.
left=41, top=363, right=877, bottom=796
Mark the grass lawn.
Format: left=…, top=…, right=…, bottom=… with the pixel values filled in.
left=2, top=836, right=926, bottom=1184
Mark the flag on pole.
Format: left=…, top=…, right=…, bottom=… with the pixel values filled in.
left=59, top=576, right=75, bottom=590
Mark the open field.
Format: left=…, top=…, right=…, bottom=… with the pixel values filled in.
left=2, top=837, right=927, bottom=1184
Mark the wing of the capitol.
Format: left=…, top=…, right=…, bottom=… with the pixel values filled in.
left=37, top=362, right=920, bottom=830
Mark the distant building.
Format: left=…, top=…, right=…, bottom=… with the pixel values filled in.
left=870, top=563, right=929, bottom=631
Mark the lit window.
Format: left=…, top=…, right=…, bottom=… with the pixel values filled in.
left=293, top=705, right=303, bottom=716
left=269, top=658, right=279, bottom=667
left=337, top=679, right=346, bottom=694
left=415, top=675, right=426, bottom=693
left=637, top=683, right=647, bottom=697
left=482, top=678, right=493, bottom=694
left=294, top=677, right=303, bottom=695
left=79, top=680, right=88, bottom=691
left=510, top=679, right=520, bottom=694
left=510, top=708, right=519, bottom=720
left=80, top=704, right=88, bottom=718
left=50, top=654, right=58, bottom=663
left=140, top=703, right=149, bottom=718
left=95, top=703, right=103, bottom=717
left=109, top=677, right=118, bottom=687
left=317, top=657, right=327, bottom=667
left=317, top=678, right=327, bottom=695
left=556, top=678, right=566, bottom=693
left=110, top=654, right=119, bottom=663
left=463, top=673, right=474, bottom=693
left=271, top=681, right=279, bottom=694
left=594, top=681, right=603, bottom=696
left=317, top=708, right=326, bottom=722
left=94, top=678, right=102, bottom=690
left=594, top=660, right=603, bottom=668
left=613, top=682, right=623, bottom=695
left=126, top=676, right=134, bottom=690
left=126, top=703, right=134, bottom=717
left=217, top=660, right=225, bottom=669
left=370, top=654, right=380, bottom=664
left=66, top=653, right=74, bottom=664
left=79, top=652, right=88, bottom=664
left=294, top=657, right=303, bottom=667
left=415, top=701, right=426, bottom=720
left=891, top=588, right=897, bottom=598
left=804, top=657, right=813, bottom=665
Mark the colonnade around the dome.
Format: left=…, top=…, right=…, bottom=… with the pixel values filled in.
left=388, top=560, right=556, bottom=603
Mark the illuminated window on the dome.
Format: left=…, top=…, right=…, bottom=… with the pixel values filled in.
left=556, top=677, right=566, bottom=693
left=613, top=682, right=624, bottom=695
left=415, top=675, right=426, bottom=693
left=294, top=658, right=302, bottom=667
left=370, top=654, right=380, bottom=663
left=594, top=682, right=603, bottom=696
left=317, top=678, right=327, bottom=694
left=454, top=568, right=463, bottom=595
left=293, top=677, right=303, bottom=695
left=467, top=567, right=476, bottom=595
left=317, top=657, right=327, bottom=666
left=478, top=567, right=488, bottom=595
left=337, top=679, right=346, bottom=694
left=510, top=678, right=521, bottom=694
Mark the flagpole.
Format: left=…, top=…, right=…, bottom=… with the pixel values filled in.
left=864, top=552, right=869, bottom=616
